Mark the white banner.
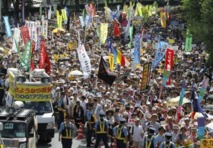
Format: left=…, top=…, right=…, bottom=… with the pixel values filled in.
left=42, top=20, right=48, bottom=39
left=48, top=5, right=52, bottom=19
left=77, top=44, right=91, bottom=77
left=12, top=28, right=21, bottom=52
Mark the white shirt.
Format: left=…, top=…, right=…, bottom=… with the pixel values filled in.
left=80, top=101, right=87, bottom=115
left=130, top=125, right=144, bottom=142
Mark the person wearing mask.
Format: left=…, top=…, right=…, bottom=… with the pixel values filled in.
left=130, top=117, right=144, bottom=148
left=73, top=101, right=84, bottom=129
left=143, top=127, right=156, bottom=148
left=58, top=115, right=76, bottom=148
left=94, top=111, right=109, bottom=148
left=113, top=118, right=128, bottom=148
left=85, top=103, right=96, bottom=147
left=159, top=132, right=176, bottom=148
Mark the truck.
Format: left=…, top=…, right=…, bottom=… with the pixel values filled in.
left=7, top=68, right=55, bottom=143
left=0, top=101, right=37, bottom=148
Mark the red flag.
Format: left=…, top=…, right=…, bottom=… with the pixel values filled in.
left=164, top=49, right=174, bottom=85
left=39, top=39, right=51, bottom=74
left=113, top=20, right=120, bottom=37
left=20, top=26, right=30, bottom=44
left=121, top=55, right=125, bottom=66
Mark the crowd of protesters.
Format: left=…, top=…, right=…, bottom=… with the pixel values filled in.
left=0, top=1, right=213, bottom=148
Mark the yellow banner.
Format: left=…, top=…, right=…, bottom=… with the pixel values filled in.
left=160, top=11, right=166, bottom=28
left=56, top=10, right=63, bottom=28
left=62, top=9, right=67, bottom=21
left=15, top=84, right=52, bottom=102
left=9, top=72, right=16, bottom=96
left=108, top=53, right=114, bottom=71
left=201, top=139, right=213, bottom=148
left=100, top=23, right=108, bottom=45
left=0, top=144, right=5, bottom=148
left=53, top=53, right=69, bottom=61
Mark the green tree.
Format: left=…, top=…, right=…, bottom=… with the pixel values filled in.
left=182, top=0, right=213, bottom=66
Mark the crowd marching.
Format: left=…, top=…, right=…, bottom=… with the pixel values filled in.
left=0, top=0, right=213, bottom=148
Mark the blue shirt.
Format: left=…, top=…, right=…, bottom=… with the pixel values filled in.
left=94, top=121, right=109, bottom=130
left=159, top=141, right=176, bottom=148
left=59, top=122, right=75, bottom=135
left=113, top=125, right=128, bottom=137
left=57, top=98, right=64, bottom=107
left=86, top=110, right=93, bottom=121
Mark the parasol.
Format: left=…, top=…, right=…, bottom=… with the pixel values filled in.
left=52, top=28, right=66, bottom=33
left=166, top=96, right=191, bottom=106
left=69, top=70, right=83, bottom=76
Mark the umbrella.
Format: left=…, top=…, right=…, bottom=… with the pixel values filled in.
left=69, top=70, right=83, bottom=76
left=166, top=96, right=191, bottom=106
left=52, top=28, right=66, bottom=33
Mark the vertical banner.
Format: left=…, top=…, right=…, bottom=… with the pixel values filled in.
left=3, top=16, right=12, bottom=38
left=100, top=23, right=108, bottom=45
left=77, top=44, right=92, bottom=77
left=159, top=70, right=171, bottom=99
left=197, top=116, right=205, bottom=140
left=56, top=10, right=63, bottom=28
left=31, top=22, right=37, bottom=42
left=185, top=30, right=192, bottom=52
left=79, top=16, right=85, bottom=28
left=36, top=21, right=42, bottom=51
left=42, top=20, right=48, bottom=39
left=198, top=78, right=209, bottom=103
left=141, top=63, right=151, bottom=92
left=48, top=5, right=52, bottom=19
left=152, top=41, right=168, bottom=69
left=177, top=80, right=186, bottom=122
left=164, top=49, right=174, bottom=85
left=19, top=41, right=32, bottom=71
left=133, top=35, right=141, bottom=65
left=108, top=53, right=114, bottom=71
left=12, top=28, right=21, bottom=52
left=39, top=40, right=46, bottom=69
left=20, top=26, right=30, bottom=44
left=160, top=10, right=166, bottom=28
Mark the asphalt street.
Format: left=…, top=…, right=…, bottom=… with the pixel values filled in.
left=37, top=131, right=107, bottom=148
left=37, top=131, right=86, bottom=148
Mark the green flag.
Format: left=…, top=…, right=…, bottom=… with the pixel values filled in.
left=16, top=40, right=32, bottom=71
left=185, top=30, right=192, bottom=52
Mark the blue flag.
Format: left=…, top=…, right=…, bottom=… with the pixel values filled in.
left=113, top=48, right=117, bottom=64
left=107, top=37, right=113, bottom=53
left=191, top=89, right=204, bottom=114
left=152, top=41, right=168, bottom=69
left=133, top=35, right=140, bottom=64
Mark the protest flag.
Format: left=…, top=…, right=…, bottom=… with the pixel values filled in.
left=100, top=23, right=108, bottom=45
left=160, top=9, right=166, bottom=28
left=113, top=48, right=117, bottom=64
left=113, top=19, right=120, bottom=37
left=39, top=39, right=51, bottom=74
left=121, top=55, right=126, bottom=67
left=116, top=49, right=122, bottom=64
left=108, top=53, right=114, bottom=71
left=164, top=49, right=174, bottom=85
left=185, top=30, right=193, bottom=52
left=191, top=88, right=205, bottom=119
left=141, top=63, right=151, bottom=92
left=3, top=16, right=12, bottom=38
left=176, top=80, right=186, bottom=122
left=98, top=57, right=117, bottom=86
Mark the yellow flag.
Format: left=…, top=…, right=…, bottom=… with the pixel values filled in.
left=104, top=7, right=111, bottom=20
left=56, top=10, right=63, bottom=28
left=160, top=11, right=166, bottom=28
left=62, top=9, right=67, bottom=21
left=100, top=23, right=108, bottom=45
left=108, top=53, right=114, bottom=71
left=116, top=49, right=122, bottom=64
left=68, top=42, right=77, bottom=50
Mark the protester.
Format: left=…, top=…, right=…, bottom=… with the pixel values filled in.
left=0, top=1, right=213, bottom=148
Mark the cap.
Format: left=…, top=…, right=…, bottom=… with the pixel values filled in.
left=165, top=132, right=172, bottom=139
left=99, top=110, right=105, bottom=116
left=135, top=117, right=140, bottom=121
left=148, top=127, right=156, bottom=134
left=119, top=118, right=126, bottom=122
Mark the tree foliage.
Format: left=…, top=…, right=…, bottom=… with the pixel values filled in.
left=182, top=0, right=213, bottom=66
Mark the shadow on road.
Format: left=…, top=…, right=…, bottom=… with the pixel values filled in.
left=37, top=141, right=52, bottom=148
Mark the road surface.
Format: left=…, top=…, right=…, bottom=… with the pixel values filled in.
left=37, top=131, right=86, bottom=148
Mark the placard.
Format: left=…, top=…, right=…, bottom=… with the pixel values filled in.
left=14, top=84, right=52, bottom=102
left=201, top=139, right=213, bottom=148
